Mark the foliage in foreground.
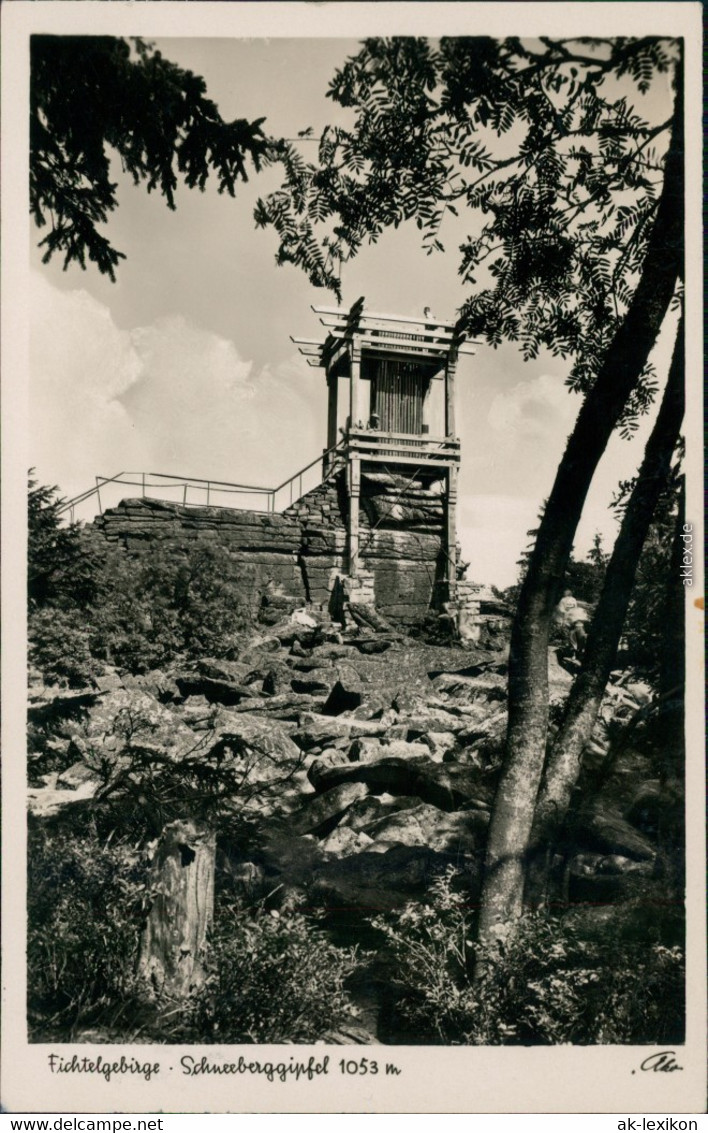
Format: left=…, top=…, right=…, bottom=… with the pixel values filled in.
left=257, top=37, right=679, bottom=397
left=373, top=870, right=684, bottom=1045
left=27, top=828, right=147, bottom=1038
left=27, top=829, right=684, bottom=1046
left=31, top=36, right=268, bottom=279
left=27, top=826, right=360, bottom=1043
left=28, top=479, right=252, bottom=684
left=189, top=900, right=361, bottom=1044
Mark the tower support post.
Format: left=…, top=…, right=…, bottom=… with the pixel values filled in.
left=444, top=347, right=458, bottom=438
left=349, top=338, right=362, bottom=429
left=446, top=462, right=459, bottom=601
left=348, top=455, right=361, bottom=577
left=326, top=368, right=338, bottom=449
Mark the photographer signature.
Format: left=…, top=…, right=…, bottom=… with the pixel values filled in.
left=632, top=1051, right=683, bottom=1074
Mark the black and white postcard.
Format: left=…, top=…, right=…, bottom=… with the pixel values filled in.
left=2, top=0, right=705, bottom=1116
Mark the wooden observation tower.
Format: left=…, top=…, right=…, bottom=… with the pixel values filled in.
left=293, top=298, right=476, bottom=602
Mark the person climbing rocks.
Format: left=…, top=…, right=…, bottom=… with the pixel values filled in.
left=553, top=588, right=590, bottom=658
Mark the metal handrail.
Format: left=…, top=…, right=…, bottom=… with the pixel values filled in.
left=56, top=430, right=454, bottom=523
left=56, top=440, right=347, bottom=521
left=272, top=442, right=341, bottom=494
left=116, top=470, right=274, bottom=492
left=57, top=471, right=129, bottom=520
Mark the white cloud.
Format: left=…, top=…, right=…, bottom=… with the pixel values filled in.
left=488, top=372, right=577, bottom=441
left=30, top=274, right=325, bottom=512
left=30, top=274, right=145, bottom=497
left=473, top=372, right=583, bottom=509
left=457, top=489, right=625, bottom=590
left=458, top=494, right=542, bottom=589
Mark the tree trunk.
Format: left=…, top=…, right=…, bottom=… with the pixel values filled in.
left=138, top=819, right=215, bottom=999
left=656, top=478, right=686, bottom=783
left=476, top=83, right=684, bottom=949
left=531, top=316, right=684, bottom=851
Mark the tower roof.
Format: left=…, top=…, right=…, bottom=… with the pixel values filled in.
left=291, top=297, right=479, bottom=369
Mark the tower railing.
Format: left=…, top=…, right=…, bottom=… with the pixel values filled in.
left=55, top=441, right=346, bottom=523
left=53, top=426, right=457, bottom=525
left=346, top=427, right=460, bottom=467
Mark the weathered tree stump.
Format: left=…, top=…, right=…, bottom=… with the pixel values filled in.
left=138, top=819, right=215, bottom=999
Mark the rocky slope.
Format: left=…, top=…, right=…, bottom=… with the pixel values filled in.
left=29, top=602, right=671, bottom=933
left=31, top=582, right=686, bottom=1049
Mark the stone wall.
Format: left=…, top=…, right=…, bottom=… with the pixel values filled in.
left=95, top=498, right=307, bottom=619
left=283, top=475, right=347, bottom=606
left=356, top=471, right=447, bottom=623
left=94, top=467, right=449, bottom=625
left=285, top=467, right=448, bottom=622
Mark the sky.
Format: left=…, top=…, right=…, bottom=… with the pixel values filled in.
left=29, top=36, right=678, bottom=588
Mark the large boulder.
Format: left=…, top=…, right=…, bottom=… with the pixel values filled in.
left=348, top=737, right=430, bottom=762
left=226, top=692, right=325, bottom=719
left=292, top=713, right=389, bottom=753
left=453, top=706, right=508, bottom=752
left=28, top=777, right=100, bottom=818
left=338, top=793, right=422, bottom=832
left=27, top=688, right=103, bottom=730
left=322, top=679, right=363, bottom=716
left=206, top=707, right=299, bottom=753
left=307, top=748, right=352, bottom=789
left=194, top=658, right=253, bottom=683
left=567, top=851, right=656, bottom=905
left=431, top=670, right=506, bottom=702
left=576, top=802, right=657, bottom=862
left=403, top=710, right=469, bottom=735
left=174, top=674, right=258, bottom=706
left=79, top=688, right=199, bottom=763
left=319, top=826, right=375, bottom=857
left=350, top=638, right=393, bottom=656
left=625, top=780, right=684, bottom=840
left=56, top=761, right=101, bottom=790
left=361, top=802, right=488, bottom=854
left=420, top=731, right=458, bottom=761
left=290, top=670, right=337, bottom=695
left=308, top=754, right=492, bottom=811
left=288, top=782, right=369, bottom=836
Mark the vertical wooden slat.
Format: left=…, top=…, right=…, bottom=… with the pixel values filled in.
left=349, top=456, right=361, bottom=576
left=365, top=354, right=430, bottom=449
left=326, top=369, right=338, bottom=449
left=446, top=464, right=459, bottom=602
left=445, top=346, right=458, bottom=438
left=350, top=338, right=362, bottom=428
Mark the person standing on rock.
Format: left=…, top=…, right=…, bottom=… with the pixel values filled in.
left=437, top=599, right=459, bottom=643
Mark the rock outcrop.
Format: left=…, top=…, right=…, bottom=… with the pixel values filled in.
left=96, top=498, right=306, bottom=619
left=94, top=467, right=451, bottom=624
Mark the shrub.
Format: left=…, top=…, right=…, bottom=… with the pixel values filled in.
left=27, top=828, right=147, bottom=1038
left=65, top=540, right=250, bottom=673
left=189, top=900, right=361, bottom=1043
left=89, top=543, right=252, bottom=670
left=168, top=544, right=252, bottom=659
left=373, top=868, right=684, bottom=1045
left=28, top=477, right=101, bottom=610
left=28, top=476, right=255, bottom=679
left=28, top=607, right=100, bottom=688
